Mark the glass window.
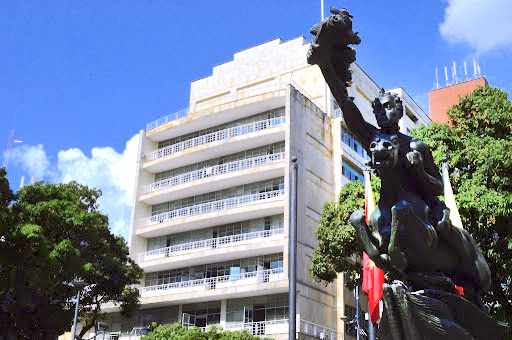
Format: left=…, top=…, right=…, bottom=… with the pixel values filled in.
left=341, top=125, right=369, bottom=160
left=342, top=161, right=363, bottom=183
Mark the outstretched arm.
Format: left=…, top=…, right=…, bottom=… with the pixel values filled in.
left=307, top=11, right=375, bottom=145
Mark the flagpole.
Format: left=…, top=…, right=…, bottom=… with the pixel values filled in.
left=355, top=278, right=360, bottom=340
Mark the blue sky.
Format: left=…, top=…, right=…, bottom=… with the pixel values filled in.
left=2, top=0, right=512, bottom=240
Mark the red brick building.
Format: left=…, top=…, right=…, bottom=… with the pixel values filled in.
left=429, top=77, right=488, bottom=124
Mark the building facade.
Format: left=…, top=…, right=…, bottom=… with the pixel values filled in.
left=100, top=37, right=430, bottom=340
left=429, top=77, right=488, bottom=124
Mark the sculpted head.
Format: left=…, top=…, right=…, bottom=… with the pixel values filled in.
left=372, top=89, right=403, bottom=131
left=369, top=134, right=400, bottom=170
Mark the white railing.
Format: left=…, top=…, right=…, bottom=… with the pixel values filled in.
left=300, top=319, right=339, bottom=340
left=140, top=188, right=284, bottom=228
left=225, top=318, right=289, bottom=335
left=138, top=228, right=284, bottom=263
left=103, top=332, right=142, bottom=340
left=141, top=268, right=284, bottom=297
left=146, top=108, right=189, bottom=131
left=140, top=152, right=285, bottom=196
left=144, top=117, right=286, bottom=161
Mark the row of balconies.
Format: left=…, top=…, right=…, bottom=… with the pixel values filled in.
left=140, top=152, right=285, bottom=197
left=138, top=228, right=284, bottom=264
left=135, top=101, right=289, bottom=296
left=145, top=117, right=285, bottom=162
left=140, top=189, right=284, bottom=229
left=141, top=268, right=284, bottom=298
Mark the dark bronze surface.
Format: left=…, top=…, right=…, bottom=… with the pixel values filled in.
left=307, top=7, right=508, bottom=339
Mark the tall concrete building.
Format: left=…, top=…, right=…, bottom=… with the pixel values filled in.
left=101, top=37, right=430, bottom=340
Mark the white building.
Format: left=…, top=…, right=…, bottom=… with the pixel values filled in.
left=101, top=37, right=430, bottom=340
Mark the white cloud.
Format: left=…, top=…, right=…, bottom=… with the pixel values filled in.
left=10, top=135, right=140, bottom=241
left=10, top=144, right=50, bottom=181
left=439, top=0, right=512, bottom=53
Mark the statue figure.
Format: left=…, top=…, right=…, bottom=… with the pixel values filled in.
left=307, top=6, right=508, bottom=339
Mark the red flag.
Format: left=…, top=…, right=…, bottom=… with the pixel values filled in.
left=362, top=170, right=385, bottom=324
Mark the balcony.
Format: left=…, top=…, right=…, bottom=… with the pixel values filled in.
left=146, top=108, right=189, bottom=131
left=145, top=83, right=287, bottom=142
left=139, top=153, right=285, bottom=204
left=142, top=117, right=286, bottom=173
left=137, top=189, right=285, bottom=237
left=299, top=319, right=339, bottom=340
left=141, top=268, right=284, bottom=298
left=224, top=319, right=289, bottom=337
left=137, top=229, right=285, bottom=271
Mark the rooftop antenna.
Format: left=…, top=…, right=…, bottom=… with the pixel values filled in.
left=444, top=66, right=449, bottom=86
left=3, top=129, right=23, bottom=170
left=435, top=67, right=439, bottom=89
left=452, top=61, right=457, bottom=84
left=464, top=61, right=468, bottom=81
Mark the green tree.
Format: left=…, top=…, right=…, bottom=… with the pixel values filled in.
left=141, top=323, right=272, bottom=340
left=0, top=169, right=143, bottom=339
left=411, top=86, right=512, bottom=327
left=310, top=178, right=380, bottom=289
left=311, top=86, right=512, bottom=328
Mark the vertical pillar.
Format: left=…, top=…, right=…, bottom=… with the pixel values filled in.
left=220, top=299, right=227, bottom=327
left=336, top=273, right=345, bottom=337
left=289, top=156, right=298, bottom=339
left=178, top=304, right=183, bottom=324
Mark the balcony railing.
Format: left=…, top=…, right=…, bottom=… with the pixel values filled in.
left=146, top=108, right=190, bottom=131
left=224, top=319, right=289, bottom=335
left=140, top=188, right=284, bottom=228
left=102, top=332, right=141, bottom=340
left=144, top=117, right=286, bottom=162
left=140, top=152, right=285, bottom=196
left=299, top=319, right=339, bottom=340
left=138, top=228, right=284, bottom=263
left=141, top=268, right=284, bottom=297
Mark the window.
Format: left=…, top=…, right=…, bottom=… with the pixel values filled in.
left=341, top=126, right=368, bottom=159
left=182, top=301, right=221, bottom=327
left=226, top=294, right=288, bottom=323
left=342, top=162, right=363, bottom=183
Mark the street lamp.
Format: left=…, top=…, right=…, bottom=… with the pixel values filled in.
left=71, top=280, right=88, bottom=340
left=97, top=322, right=109, bottom=340
left=341, top=315, right=360, bottom=339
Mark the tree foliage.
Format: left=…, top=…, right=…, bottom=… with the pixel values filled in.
left=141, top=323, right=272, bottom=340
left=411, top=86, right=512, bottom=326
left=311, top=86, right=512, bottom=327
left=0, top=169, right=143, bottom=339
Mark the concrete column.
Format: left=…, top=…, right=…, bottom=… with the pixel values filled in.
left=331, top=120, right=343, bottom=199
left=336, top=273, right=345, bottom=336
left=220, top=299, right=227, bottom=327
left=178, top=304, right=183, bottom=324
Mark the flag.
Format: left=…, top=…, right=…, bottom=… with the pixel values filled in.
left=442, top=163, right=463, bottom=229
left=442, top=163, right=465, bottom=296
left=362, top=170, right=385, bottom=324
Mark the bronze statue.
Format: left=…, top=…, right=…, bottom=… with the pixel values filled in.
left=307, top=6, right=508, bottom=339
